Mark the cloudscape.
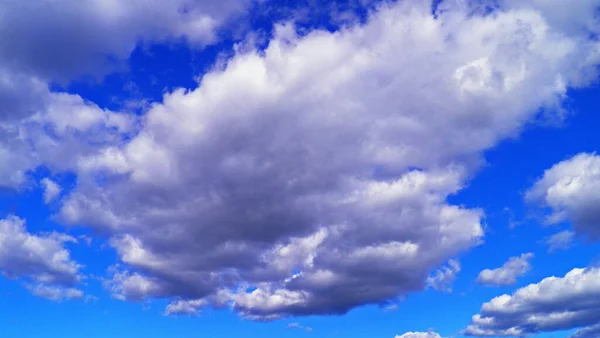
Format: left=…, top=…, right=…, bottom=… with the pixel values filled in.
left=1, top=1, right=600, bottom=337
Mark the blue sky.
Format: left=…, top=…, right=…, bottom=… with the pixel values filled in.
left=1, top=1, right=600, bottom=338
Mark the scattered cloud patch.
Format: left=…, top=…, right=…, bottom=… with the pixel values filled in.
left=0, top=216, right=84, bottom=301
left=395, top=331, right=441, bottom=338
left=287, top=322, right=313, bottom=332
left=476, top=253, right=534, bottom=287
left=571, top=323, right=600, bottom=338
left=427, top=259, right=461, bottom=292
left=0, top=216, right=81, bottom=286
left=41, top=178, right=62, bottom=204
left=545, top=230, right=575, bottom=252
left=26, top=284, right=84, bottom=302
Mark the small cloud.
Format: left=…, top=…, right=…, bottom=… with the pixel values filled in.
left=476, top=253, right=534, bottom=286
left=383, top=304, right=399, bottom=312
left=545, top=230, right=575, bottom=252
left=40, top=178, right=62, bottom=204
left=26, top=284, right=84, bottom=302
left=287, top=322, right=313, bottom=332
left=427, top=259, right=461, bottom=292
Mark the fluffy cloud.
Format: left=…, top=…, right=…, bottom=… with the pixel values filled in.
left=51, top=0, right=600, bottom=319
left=476, top=253, right=534, bottom=287
left=395, top=332, right=441, bottom=338
left=463, top=267, right=600, bottom=336
left=526, top=153, right=600, bottom=240
left=0, top=216, right=83, bottom=299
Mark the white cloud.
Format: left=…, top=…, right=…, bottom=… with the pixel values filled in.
left=26, top=284, right=84, bottom=302
left=287, top=322, right=313, bottom=332
left=427, top=259, right=461, bottom=292
left=0, top=0, right=256, bottom=189
left=0, top=0, right=254, bottom=81
left=0, top=216, right=81, bottom=286
left=165, top=298, right=209, bottom=316
left=476, top=253, right=534, bottom=287
left=41, top=178, right=62, bottom=204
left=50, top=0, right=600, bottom=319
left=0, top=216, right=84, bottom=301
left=463, top=267, right=600, bottom=336
left=526, top=153, right=600, bottom=240
left=395, top=332, right=441, bottom=338
left=572, top=323, right=600, bottom=338
left=545, top=230, right=575, bottom=252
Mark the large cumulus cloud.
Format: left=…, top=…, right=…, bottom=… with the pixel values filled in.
left=48, top=0, right=600, bottom=319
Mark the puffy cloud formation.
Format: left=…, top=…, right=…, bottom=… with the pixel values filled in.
left=395, top=332, right=441, bottom=338
left=49, top=0, right=600, bottom=319
left=526, top=153, right=600, bottom=240
left=476, top=253, right=534, bottom=287
left=463, top=267, right=600, bottom=336
left=0, top=216, right=83, bottom=299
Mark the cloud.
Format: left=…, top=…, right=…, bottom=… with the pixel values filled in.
left=287, top=322, right=313, bottom=332
left=463, top=267, right=600, bottom=336
left=0, top=0, right=254, bottom=81
left=427, top=259, right=461, bottom=292
left=571, top=324, right=600, bottom=338
left=395, top=332, right=441, bottom=338
left=0, top=0, right=257, bottom=189
left=476, top=253, right=534, bottom=287
left=526, top=153, right=600, bottom=240
left=41, top=178, right=62, bottom=204
left=0, top=216, right=81, bottom=286
left=0, top=216, right=84, bottom=301
left=165, top=298, right=210, bottom=316
left=545, top=230, right=575, bottom=252
left=48, top=0, right=600, bottom=319
left=0, top=88, right=136, bottom=189
left=26, top=284, right=84, bottom=302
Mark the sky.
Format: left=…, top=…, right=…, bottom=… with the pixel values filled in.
left=1, top=0, right=600, bottom=337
